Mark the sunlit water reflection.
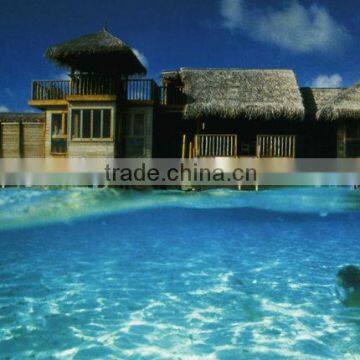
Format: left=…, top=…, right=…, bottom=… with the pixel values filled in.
left=0, top=188, right=360, bottom=359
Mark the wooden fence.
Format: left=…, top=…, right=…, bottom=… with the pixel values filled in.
left=194, top=134, right=238, bottom=157
left=256, top=135, right=296, bottom=158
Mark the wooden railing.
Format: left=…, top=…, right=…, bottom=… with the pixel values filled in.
left=31, top=78, right=189, bottom=106
left=160, top=86, right=186, bottom=105
left=194, top=134, right=238, bottom=157
left=32, top=80, right=70, bottom=100
left=31, top=78, right=160, bottom=102
left=70, top=75, right=116, bottom=95
left=123, top=79, right=157, bottom=101
left=257, top=135, right=296, bottom=158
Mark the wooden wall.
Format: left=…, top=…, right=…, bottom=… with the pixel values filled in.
left=0, top=123, right=21, bottom=157
left=0, top=122, right=45, bottom=158
left=22, top=123, right=45, bottom=157
left=68, top=141, right=115, bottom=157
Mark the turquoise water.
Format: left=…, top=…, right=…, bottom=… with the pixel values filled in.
left=0, top=188, right=360, bottom=359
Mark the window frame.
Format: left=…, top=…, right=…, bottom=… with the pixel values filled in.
left=50, top=111, right=68, bottom=155
left=70, top=107, right=113, bottom=141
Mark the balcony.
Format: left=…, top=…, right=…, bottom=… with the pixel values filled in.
left=31, top=75, right=186, bottom=106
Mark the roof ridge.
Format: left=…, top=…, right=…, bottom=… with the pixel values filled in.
left=179, top=67, right=295, bottom=72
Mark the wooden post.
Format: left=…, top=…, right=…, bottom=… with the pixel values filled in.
left=194, top=135, right=198, bottom=157
left=188, top=141, right=193, bottom=159
left=337, top=121, right=346, bottom=158
left=61, top=113, right=66, bottom=136
left=234, top=135, right=238, bottom=157
left=292, top=136, right=296, bottom=158
left=181, top=134, right=186, bottom=159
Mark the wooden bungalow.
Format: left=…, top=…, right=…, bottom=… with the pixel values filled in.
left=317, top=82, right=360, bottom=157
left=158, top=68, right=303, bottom=158
left=28, top=28, right=154, bottom=158
left=156, top=69, right=357, bottom=159
left=0, top=28, right=359, bottom=159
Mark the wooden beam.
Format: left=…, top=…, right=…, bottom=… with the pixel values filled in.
left=66, top=95, right=117, bottom=102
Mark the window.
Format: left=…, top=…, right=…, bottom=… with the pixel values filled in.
left=93, top=110, right=101, bottom=138
left=346, top=141, right=360, bottom=157
left=103, top=110, right=111, bottom=138
left=51, top=113, right=68, bottom=154
left=133, top=114, right=145, bottom=136
left=346, top=122, right=360, bottom=157
left=122, top=113, right=146, bottom=157
left=72, top=110, right=81, bottom=138
left=71, top=109, right=112, bottom=139
left=82, top=110, right=91, bottom=138
left=347, top=121, right=360, bottom=139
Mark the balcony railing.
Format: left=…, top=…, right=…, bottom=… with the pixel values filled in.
left=70, top=75, right=116, bottom=96
left=31, top=76, right=187, bottom=106
left=32, top=80, right=70, bottom=100
left=256, top=135, right=296, bottom=158
left=122, top=79, right=157, bottom=101
left=31, top=76, right=186, bottom=105
left=194, top=134, right=238, bottom=157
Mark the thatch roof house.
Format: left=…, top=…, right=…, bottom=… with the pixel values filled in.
left=45, top=28, right=146, bottom=75
left=317, top=81, right=360, bottom=121
left=300, top=88, right=344, bottom=119
left=165, top=68, right=305, bottom=121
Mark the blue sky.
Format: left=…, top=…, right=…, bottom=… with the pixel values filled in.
left=0, top=0, right=359, bottom=112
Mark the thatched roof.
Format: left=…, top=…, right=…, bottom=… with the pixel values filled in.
left=0, top=113, right=44, bottom=123
left=45, top=29, right=146, bottom=75
left=300, top=87, right=344, bottom=119
left=317, top=81, right=360, bottom=121
left=173, top=68, right=304, bottom=120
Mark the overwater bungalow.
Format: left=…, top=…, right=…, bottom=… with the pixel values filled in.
left=0, top=28, right=359, bottom=159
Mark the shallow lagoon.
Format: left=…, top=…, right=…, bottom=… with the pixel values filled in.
left=0, top=188, right=359, bottom=359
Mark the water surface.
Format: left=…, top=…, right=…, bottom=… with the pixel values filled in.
left=0, top=188, right=359, bottom=359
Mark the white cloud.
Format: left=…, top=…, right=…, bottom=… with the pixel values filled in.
left=312, top=74, right=343, bottom=88
left=0, top=105, right=10, bottom=112
left=220, top=0, right=350, bottom=53
left=221, top=0, right=245, bottom=30
left=55, top=72, right=70, bottom=80
left=132, top=48, right=149, bottom=68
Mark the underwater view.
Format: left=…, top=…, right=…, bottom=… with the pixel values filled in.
left=0, top=188, right=360, bottom=359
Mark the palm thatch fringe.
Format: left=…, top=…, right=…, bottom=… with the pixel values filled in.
left=300, top=88, right=344, bottom=119
left=176, top=69, right=304, bottom=120
left=318, top=82, right=360, bottom=121
left=45, top=29, right=146, bottom=75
